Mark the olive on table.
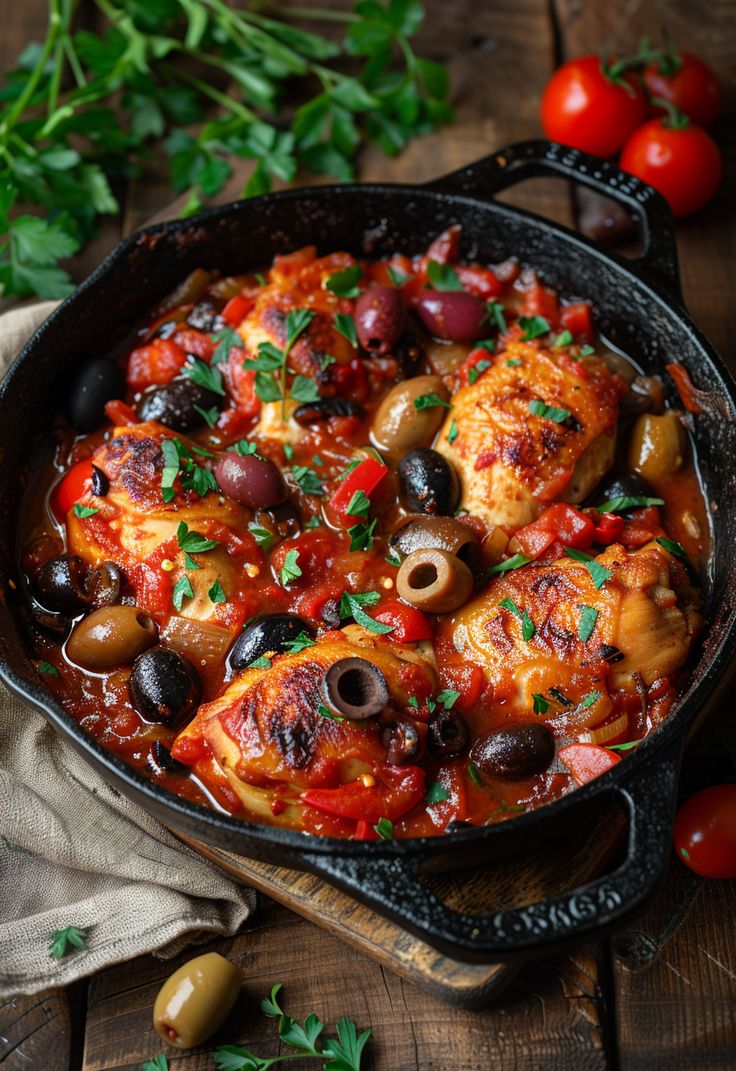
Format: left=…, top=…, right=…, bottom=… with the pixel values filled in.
left=66, top=605, right=158, bottom=670
left=415, top=290, right=486, bottom=343
left=228, top=613, right=314, bottom=671
left=137, top=379, right=221, bottom=432
left=371, top=374, right=449, bottom=455
left=427, top=709, right=469, bottom=757
left=398, top=448, right=460, bottom=516
left=354, top=285, right=408, bottom=354
left=469, top=723, right=555, bottom=780
left=391, top=515, right=480, bottom=569
left=293, top=396, right=365, bottom=426
left=396, top=547, right=473, bottom=613
left=628, top=410, right=687, bottom=482
left=35, top=554, right=90, bottom=615
left=321, top=657, right=389, bottom=720
left=215, top=451, right=286, bottom=509
left=129, top=647, right=201, bottom=725
left=382, top=720, right=420, bottom=764
left=67, top=357, right=126, bottom=433
left=153, top=951, right=241, bottom=1049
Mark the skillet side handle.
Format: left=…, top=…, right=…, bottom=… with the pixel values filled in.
left=299, top=734, right=684, bottom=963
left=426, top=138, right=682, bottom=303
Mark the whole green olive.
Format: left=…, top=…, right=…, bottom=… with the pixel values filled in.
left=371, top=375, right=449, bottom=455
left=396, top=547, right=473, bottom=613
left=66, top=604, right=157, bottom=669
left=153, top=951, right=241, bottom=1049
left=628, top=410, right=687, bottom=482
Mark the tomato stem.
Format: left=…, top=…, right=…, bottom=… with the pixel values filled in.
left=651, top=95, right=690, bottom=129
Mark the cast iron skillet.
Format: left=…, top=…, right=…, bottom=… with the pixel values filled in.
left=1, top=140, right=735, bottom=964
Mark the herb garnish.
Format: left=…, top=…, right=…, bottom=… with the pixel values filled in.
left=528, top=399, right=572, bottom=423
left=325, top=264, right=362, bottom=297
left=185, top=357, right=225, bottom=396
left=597, top=495, right=664, bottom=513
left=467, top=763, right=482, bottom=787
left=249, top=524, right=276, bottom=553
left=580, top=691, right=602, bottom=708
left=552, top=329, right=574, bottom=348
left=172, top=575, right=194, bottom=611
left=388, top=266, right=412, bottom=286
left=532, top=693, right=550, bottom=715
left=49, top=926, right=88, bottom=959
left=335, top=313, right=358, bottom=348
left=208, top=579, right=226, bottom=604
left=426, top=781, right=451, bottom=803
left=348, top=518, right=377, bottom=552
left=249, top=656, right=271, bottom=670
left=577, top=605, right=599, bottom=643
left=211, top=327, right=244, bottom=365
left=427, top=260, right=464, bottom=291
left=518, top=315, right=550, bottom=341
left=283, top=631, right=316, bottom=654
left=499, top=597, right=535, bottom=641
left=292, top=464, right=324, bottom=496
left=374, top=817, right=394, bottom=840
left=486, top=301, right=507, bottom=333
left=447, top=419, right=459, bottom=445
left=487, top=553, right=531, bottom=574
left=38, top=660, right=58, bottom=676
left=339, top=591, right=393, bottom=634
left=73, top=503, right=98, bottom=518
left=564, top=547, right=613, bottom=590
left=657, top=536, right=687, bottom=560
left=280, top=549, right=302, bottom=586
left=244, top=309, right=315, bottom=415
left=607, top=740, right=641, bottom=751
left=413, top=392, right=451, bottom=411
left=468, top=359, right=492, bottom=385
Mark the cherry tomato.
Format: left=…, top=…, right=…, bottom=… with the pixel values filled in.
left=673, top=784, right=736, bottom=878
left=126, top=338, right=188, bottom=390
left=643, top=52, right=722, bottom=129
left=51, top=460, right=93, bottom=521
left=558, top=743, right=621, bottom=786
left=541, top=56, right=648, bottom=157
left=620, top=118, right=722, bottom=218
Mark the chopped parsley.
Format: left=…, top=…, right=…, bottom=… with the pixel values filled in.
left=597, top=495, right=664, bottom=513
left=305, top=515, right=322, bottom=529
left=552, top=329, right=574, bottom=348
left=486, top=300, right=507, bottom=333
left=291, top=375, right=320, bottom=404
left=426, top=781, right=451, bottom=804
left=348, top=518, right=377, bottom=552
left=185, top=356, right=225, bottom=396
left=211, top=326, right=243, bottom=365
left=580, top=690, right=602, bottom=708
left=499, top=597, right=535, bottom=641
left=283, top=443, right=294, bottom=461
left=506, top=358, right=522, bottom=367
left=230, top=439, right=260, bottom=457
left=292, top=464, right=324, bottom=496
left=283, top=631, right=316, bottom=654
left=248, top=524, right=276, bottom=552
left=335, top=313, right=358, bottom=347
left=468, top=359, right=492, bottom=385
left=325, top=264, right=362, bottom=297
left=518, top=315, right=550, bottom=341
left=318, top=703, right=343, bottom=722
left=579, top=344, right=596, bottom=356
left=532, top=693, right=550, bottom=715
left=194, top=404, right=219, bottom=428
left=487, top=553, right=531, bottom=574
left=49, top=926, right=88, bottom=959
left=385, top=549, right=402, bottom=567
left=38, top=660, right=58, bottom=676
left=177, top=521, right=219, bottom=556
left=208, top=579, right=226, bottom=604
left=374, top=817, right=394, bottom=840
left=564, top=547, right=613, bottom=590
left=346, top=490, right=371, bottom=518
left=249, top=655, right=271, bottom=669
left=172, top=575, right=194, bottom=611
left=160, top=438, right=180, bottom=503
left=467, top=763, right=482, bottom=787
left=339, top=590, right=393, bottom=634
left=244, top=308, right=315, bottom=413
left=427, top=260, right=464, bottom=291
left=607, top=740, right=641, bottom=751
left=388, top=266, right=412, bottom=286
left=73, top=503, right=98, bottom=518
left=447, top=419, right=459, bottom=445
left=657, top=536, right=687, bottom=561
left=413, top=392, right=451, bottom=411
left=577, top=605, right=599, bottom=643
left=528, top=399, right=572, bottom=423
left=280, top=549, right=302, bottom=586
left=435, top=689, right=460, bottom=709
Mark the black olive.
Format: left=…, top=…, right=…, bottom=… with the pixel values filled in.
left=444, top=819, right=473, bottom=834
left=427, top=709, right=469, bottom=757
left=398, top=448, right=460, bottom=516
left=67, top=358, right=126, bottom=433
left=86, top=561, right=123, bottom=609
left=598, top=644, right=625, bottom=664
left=469, top=723, right=555, bottom=780
left=187, top=301, right=225, bottom=333
left=91, top=465, right=109, bottom=497
left=293, top=397, right=365, bottom=426
left=321, top=658, right=389, bottom=720
left=149, top=739, right=189, bottom=775
left=154, top=320, right=178, bottom=340
left=394, top=333, right=425, bottom=378
left=228, top=614, right=315, bottom=671
left=321, top=599, right=341, bottom=630
left=592, top=471, right=655, bottom=517
left=129, top=647, right=201, bottom=726
left=35, top=554, right=91, bottom=615
left=136, top=379, right=221, bottom=432
left=381, top=720, right=420, bottom=764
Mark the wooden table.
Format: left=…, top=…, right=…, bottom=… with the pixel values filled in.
left=2, top=2, right=735, bottom=1068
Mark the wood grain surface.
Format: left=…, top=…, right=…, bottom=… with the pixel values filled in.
left=2, top=1, right=735, bottom=1069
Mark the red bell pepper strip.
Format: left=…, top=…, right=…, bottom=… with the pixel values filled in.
left=373, top=599, right=432, bottom=643
left=104, top=399, right=138, bottom=426
left=354, top=820, right=379, bottom=841
left=51, top=460, right=93, bottom=522
left=514, top=503, right=595, bottom=559
left=558, top=744, right=621, bottom=786
left=301, top=765, right=426, bottom=824
left=593, top=512, right=625, bottom=545
left=559, top=301, right=594, bottom=343
left=329, top=457, right=388, bottom=524
left=222, top=294, right=254, bottom=328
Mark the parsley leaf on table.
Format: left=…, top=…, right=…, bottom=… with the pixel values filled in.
left=49, top=926, right=88, bottom=959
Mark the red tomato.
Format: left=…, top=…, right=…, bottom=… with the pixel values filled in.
left=673, top=785, right=736, bottom=879
left=104, top=399, right=138, bottom=426
left=643, top=52, right=722, bottom=129
left=514, top=504, right=594, bottom=559
left=522, top=281, right=559, bottom=326
left=222, top=294, right=254, bottom=328
left=558, top=744, right=621, bottom=786
left=593, top=512, right=625, bottom=546
left=51, top=460, right=93, bottom=521
left=127, top=338, right=187, bottom=390
left=328, top=458, right=388, bottom=524
left=541, top=56, right=648, bottom=157
left=620, top=118, right=722, bottom=218
left=373, top=599, right=432, bottom=643
left=455, top=264, right=504, bottom=300
left=559, top=302, right=593, bottom=342
left=426, top=225, right=461, bottom=264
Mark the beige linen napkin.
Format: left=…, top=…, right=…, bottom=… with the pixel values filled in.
left=0, top=302, right=255, bottom=998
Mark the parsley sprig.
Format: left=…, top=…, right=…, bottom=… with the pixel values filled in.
left=243, top=308, right=315, bottom=416
left=0, top=1, right=451, bottom=300
left=49, top=926, right=88, bottom=959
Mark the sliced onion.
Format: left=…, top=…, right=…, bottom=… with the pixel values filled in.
left=161, top=616, right=233, bottom=665
left=578, top=711, right=629, bottom=745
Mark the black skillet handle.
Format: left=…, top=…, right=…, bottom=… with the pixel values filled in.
left=299, top=734, right=684, bottom=961
left=425, top=139, right=682, bottom=302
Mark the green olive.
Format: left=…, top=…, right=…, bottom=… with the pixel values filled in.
left=153, top=951, right=241, bottom=1049
left=396, top=547, right=473, bottom=613
left=628, top=410, right=687, bottom=482
left=371, top=375, right=449, bottom=455
left=66, top=604, right=157, bottom=669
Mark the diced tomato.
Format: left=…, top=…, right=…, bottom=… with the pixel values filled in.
left=132, top=561, right=173, bottom=622
left=330, top=358, right=369, bottom=404
left=559, top=302, right=594, bottom=343
left=440, top=660, right=486, bottom=714
left=593, top=512, right=625, bottom=545
left=301, top=764, right=426, bottom=824
left=272, top=245, right=317, bottom=279
left=426, top=225, right=461, bottom=264
left=558, top=743, right=621, bottom=786
left=51, top=460, right=93, bottom=521
left=373, top=599, right=432, bottom=643
left=173, top=327, right=215, bottom=361
left=170, top=734, right=209, bottom=764
left=222, top=294, right=254, bottom=328
left=514, top=504, right=595, bottom=559
left=354, top=820, right=379, bottom=841
left=522, top=281, right=559, bottom=327
left=329, top=457, right=389, bottom=524
left=104, top=399, right=138, bottom=427
left=458, top=347, right=495, bottom=388
left=621, top=506, right=664, bottom=548
left=127, top=338, right=187, bottom=390
left=297, top=580, right=344, bottom=622
left=455, top=264, right=504, bottom=299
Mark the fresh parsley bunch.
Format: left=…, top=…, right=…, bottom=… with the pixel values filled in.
left=0, top=0, right=452, bottom=301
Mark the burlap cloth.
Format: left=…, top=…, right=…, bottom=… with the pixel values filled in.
left=0, top=302, right=255, bottom=999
